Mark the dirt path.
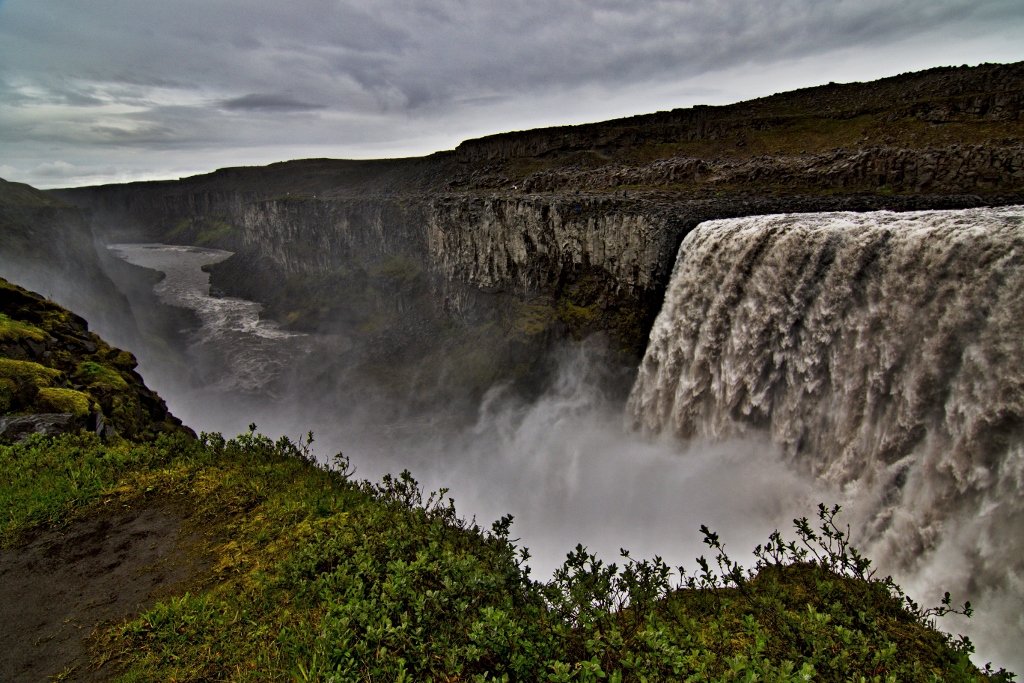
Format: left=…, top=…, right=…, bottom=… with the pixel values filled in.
left=0, top=508, right=193, bottom=682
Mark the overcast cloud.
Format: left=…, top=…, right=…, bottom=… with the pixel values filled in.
left=1, top=0, right=1023, bottom=187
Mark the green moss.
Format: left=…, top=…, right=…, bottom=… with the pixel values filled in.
left=104, top=350, right=136, bottom=371
left=166, top=218, right=192, bottom=238
left=0, top=358, right=62, bottom=388
left=510, top=302, right=555, bottom=341
left=0, top=378, right=19, bottom=413
left=195, top=219, right=236, bottom=245
left=612, top=307, right=645, bottom=356
left=0, top=314, right=47, bottom=344
left=557, top=300, right=600, bottom=334
left=75, top=361, right=129, bottom=391
left=0, top=277, right=186, bottom=439
left=35, top=387, right=92, bottom=417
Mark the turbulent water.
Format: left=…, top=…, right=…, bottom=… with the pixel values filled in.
left=628, top=206, right=1024, bottom=668
left=104, top=212, right=1024, bottom=670
left=107, top=244, right=311, bottom=394
left=102, top=243, right=824, bottom=585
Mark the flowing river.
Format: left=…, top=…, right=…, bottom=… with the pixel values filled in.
left=107, top=243, right=311, bottom=395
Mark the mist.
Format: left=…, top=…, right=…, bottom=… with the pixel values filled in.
left=85, top=223, right=1023, bottom=672
left=103, top=243, right=826, bottom=576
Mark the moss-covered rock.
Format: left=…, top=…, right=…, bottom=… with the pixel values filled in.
left=35, top=387, right=93, bottom=417
left=0, top=277, right=192, bottom=441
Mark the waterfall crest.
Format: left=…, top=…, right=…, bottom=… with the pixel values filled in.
left=627, top=206, right=1024, bottom=596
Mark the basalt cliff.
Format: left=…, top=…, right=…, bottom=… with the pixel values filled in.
left=50, top=61, right=1024, bottom=395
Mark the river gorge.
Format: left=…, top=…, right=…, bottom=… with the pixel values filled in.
left=97, top=205, right=1024, bottom=672
left=4, top=60, right=1022, bottom=674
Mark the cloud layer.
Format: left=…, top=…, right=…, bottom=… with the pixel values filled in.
left=1, top=0, right=1023, bottom=186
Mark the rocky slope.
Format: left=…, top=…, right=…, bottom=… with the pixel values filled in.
left=50, top=62, right=1024, bottom=390
left=0, top=277, right=191, bottom=441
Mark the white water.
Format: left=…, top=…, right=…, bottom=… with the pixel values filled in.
left=628, top=206, right=1024, bottom=670
left=105, top=242, right=824, bottom=580
left=108, top=209, right=1024, bottom=671
left=108, top=243, right=311, bottom=394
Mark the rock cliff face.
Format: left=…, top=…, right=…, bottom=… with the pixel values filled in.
left=50, top=62, right=1024, bottom=391
left=0, top=179, right=138, bottom=351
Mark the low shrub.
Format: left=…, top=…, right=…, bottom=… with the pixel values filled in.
left=1, top=430, right=1014, bottom=682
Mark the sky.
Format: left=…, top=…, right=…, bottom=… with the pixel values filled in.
left=1, top=0, right=1023, bottom=189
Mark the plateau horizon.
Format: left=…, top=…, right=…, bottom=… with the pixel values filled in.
left=2, top=0, right=1022, bottom=189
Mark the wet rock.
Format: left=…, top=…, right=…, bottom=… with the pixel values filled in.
left=0, top=413, right=76, bottom=442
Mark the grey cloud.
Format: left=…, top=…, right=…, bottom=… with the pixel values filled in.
left=28, top=161, right=118, bottom=180
left=220, top=94, right=325, bottom=112
left=7, top=0, right=1019, bottom=111
left=0, top=0, right=1022, bottom=185
left=31, top=161, right=80, bottom=178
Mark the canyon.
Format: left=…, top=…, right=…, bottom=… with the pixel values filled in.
left=48, top=62, right=1024, bottom=402
left=1, top=61, right=1023, bottom=673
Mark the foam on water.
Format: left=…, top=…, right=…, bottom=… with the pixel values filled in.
left=107, top=243, right=308, bottom=394
left=627, top=206, right=1024, bottom=669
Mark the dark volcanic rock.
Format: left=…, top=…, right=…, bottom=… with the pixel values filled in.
left=0, top=413, right=77, bottom=442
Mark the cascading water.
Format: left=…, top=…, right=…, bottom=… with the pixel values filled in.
left=99, top=216, right=1024, bottom=670
left=627, top=205, right=1024, bottom=668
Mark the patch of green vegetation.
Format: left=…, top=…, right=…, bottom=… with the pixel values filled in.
left=196, top=219, right=237, bottom=245
left=612, top=307, right=645, bottom=357
left=0, top=313, right=47, bottom=343
left=75, top=360, right=130, bottom=391
left=0, top=431, right=1011, bottom=682
left=166, top=218, right=192, bottom=238
left=368, top=254, right=424, bottom=283
left=0, top=433, right=183, bottom=546
left=0, top=178, right=68, bottom=208
left=0, top=277, right=186, bottom=439
left=0, top=358, right=62, bottom=387
left=0, top=381, right=24, bottom=413
left=557, top=301, right=600, bottom=338
left=36, top=387, right=93, bottom=417
left=509, top=302, right=555, bottom=341
left=0, top=359, right=64, bottom=413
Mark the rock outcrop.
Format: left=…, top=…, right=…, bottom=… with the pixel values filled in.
left=0, top=277, right=191, bottom=441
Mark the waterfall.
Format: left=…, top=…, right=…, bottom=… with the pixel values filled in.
left=627, top=206, right=1024, bottom=665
